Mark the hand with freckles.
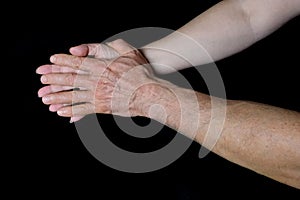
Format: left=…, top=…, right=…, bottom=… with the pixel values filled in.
left=36, top=39, right=157, bottom=123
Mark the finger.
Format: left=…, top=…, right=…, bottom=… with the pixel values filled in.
left=50, top=54, right=107, bottom=72
left=42, top=90, right=93, bottom=105
left=38, top=85, right=76, bottom=97
left=70, top=115, right=85, bottom=123
left=40, top=73, right=91, bottom=88
left=49, top=104, right=64, bottom=112
left=57, top=103, right=94, bottom=117
left=106, top=39, right=136, bottom=55
left=69, top=44, right=91, bottom=57
left=70, top=43, right=119, bottom=59
left=36, top=64, right=88, bottom=75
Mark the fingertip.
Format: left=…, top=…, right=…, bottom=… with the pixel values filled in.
left=36, top=65, right=45, bottom=74
left=49, top=105, right=56, bottom=112
left=38, top=85, right=53, bottom=98
left=49, top=104, right=62, bottom=112
left=70, top=116, right=84, bottom=123
left=50, top=55, right=56, bottom=63
left=36, top=65, right=51, bottom=74
left=57, top=108, right=69, bottom=117
left=36, top=67, right=41, bottom=74
left=69, top=45, right=88, bottom=56
left=37, top=88, right=43, bottom=97
left=69, top=46, right=78, bottom=54
left=40, top=75, right=48, bottom=84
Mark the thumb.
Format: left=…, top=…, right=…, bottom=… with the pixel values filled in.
left=69, top=43, right=119, bottom=59
left=69, top=44, right=91, bottom=56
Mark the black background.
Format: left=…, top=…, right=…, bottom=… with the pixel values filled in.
left=11, top=0, right=300, bottom=198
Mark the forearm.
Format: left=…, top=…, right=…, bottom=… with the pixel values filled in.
left=141, top=0, right=300, bottom=74
left=134, top=82, right=300, bottom=189
left=216, top=101, right=300, bottom=189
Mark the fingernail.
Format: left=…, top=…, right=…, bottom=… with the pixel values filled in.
left=36, top=67, right=41, bottom=74
left=41, top=76, right=47, bottom=83
left=38, top=91, right=42, bottom=98
left=49, top=106, right=56, bottom=112
left=50, top=55, right=56, bottom=63
left=57, top=110, right=66, bottom=116
left=42, top=96, right=50, bottom=103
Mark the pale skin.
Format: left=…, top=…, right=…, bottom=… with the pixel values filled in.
left=36, top=0, right=300, bottom=189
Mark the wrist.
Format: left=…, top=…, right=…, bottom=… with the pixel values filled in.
left=131, top=81, right=179, bottom=121
left=131, top=79, right=212, bottom=141
left=140, top=46, right=190, bottom=75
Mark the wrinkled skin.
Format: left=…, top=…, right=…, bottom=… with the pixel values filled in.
left=37, top=39, right=156, bottom=122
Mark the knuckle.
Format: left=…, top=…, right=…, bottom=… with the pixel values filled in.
left=52, top=93, right=66, bottom=103
left=72, top=91, right=91, bottom=103
left=83, top=91, right=93, bottom=102
left=66, top=74, right=76, bottom=85
left=72, top=91, right=82, bottom=102
left=76, top=103, right=92, bottom=115
left=83, top=78, right=96, bottom=90
left=92, top=44, right=100, bottom=56
left=71, top=56, right=83, bottom=68
left=54, top=93, right=65, bottom=102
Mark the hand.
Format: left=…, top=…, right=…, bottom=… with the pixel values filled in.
left=37, top=39, right=156, bottom=122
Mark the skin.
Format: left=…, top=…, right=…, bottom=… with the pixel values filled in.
left=37, top=0, right=300, bottom=189
left=142, top=0, right=300, bottom=74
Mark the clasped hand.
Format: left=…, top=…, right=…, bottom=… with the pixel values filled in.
left=37, top=39, right=156, bottom=122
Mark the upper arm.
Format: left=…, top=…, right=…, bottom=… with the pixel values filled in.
left=240, top=0, right=300, bottom=40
